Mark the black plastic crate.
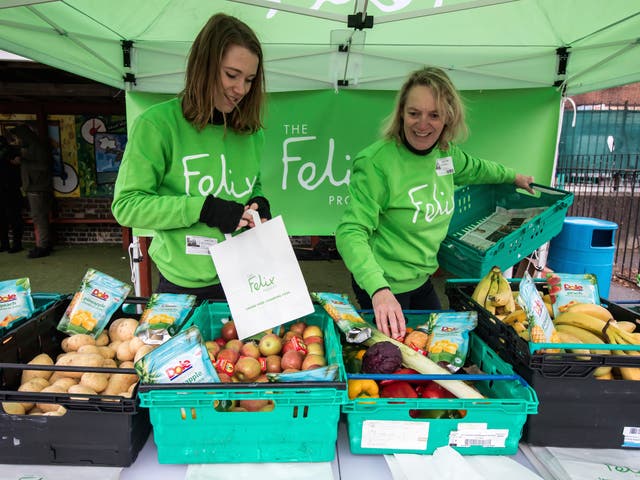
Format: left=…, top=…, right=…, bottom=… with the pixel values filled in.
left=0, top=296, right=151, bottom=466
left=446, top=279, right=640, bottom=448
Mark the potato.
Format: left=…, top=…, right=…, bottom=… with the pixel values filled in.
left=68, top=384, right=98, bottom=399
left=116, top=341, right=135, bottom=362
left=2, top=402, right=26, bottom=415
left=51, top=377, right=77, bottom=391
left=47, top=371, right=67, bottom=384
left=129, top=337, right=145, bottom=355
left=36, top=384, right=66, bottom=412
left=102, top=358, right=118, bottom=368
left=109, top=318, right=138, bottom=342
left=77, top=345, right=101, bottom=355
left=18, top=377, right=49, bottom=410
left=55, top=352, right=104, bottom=379
left=119, top=361, right=135, bottom=369
left=61, top=334, right=95, bottom=352
left=103, top=372, right=138, bottom=396
left=43, top=406, right=67, bottom=416
left=96, top=346, right=116, bottom=359
left=80, top=372, right=109, bottom=393
left=21, top=353, right=54, bottom=384
left=95, top=331, right=110, bottom=346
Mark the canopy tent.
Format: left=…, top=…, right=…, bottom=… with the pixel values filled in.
left=1, top=0, right=639, bottom=96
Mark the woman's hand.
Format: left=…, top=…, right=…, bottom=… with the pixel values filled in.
left=371, top=288, right=406, bottom=340
left=514, top=174, right=535, bottom=194
left=237, top=203, right=267, bottom=230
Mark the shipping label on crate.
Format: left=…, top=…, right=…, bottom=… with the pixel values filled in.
left=448, top=423, right=508, bottom=448
left=361, top=420, right=430, bottom=451
left=622, top=427, right=640, bottom=448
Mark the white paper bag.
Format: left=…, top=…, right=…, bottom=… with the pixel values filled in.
left=209, top=211, right=314, bottom=340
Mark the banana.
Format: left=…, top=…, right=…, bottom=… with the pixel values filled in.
left=556, top=331, right=591, bottom=360
left=471, top=270, right=494, bottom=306
left=553, top=312, right=608, bottom=336
left=555, top=323, right=606, bottom=346
left=617, top=367, right=640, bottom=381
left=565, top=302, right=613, bottom=322
left=594, top=368, right=613, bottom=379
left=503, top=309, right=527, bottom=325
left=612, top=320, right=638, bottom=333
left=487, top=267, right=512, bottom=308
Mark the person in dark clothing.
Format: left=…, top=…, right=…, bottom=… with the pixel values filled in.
left=0, top=134, right=24, bottom=253
left=11, top=124, right=54, bottom=259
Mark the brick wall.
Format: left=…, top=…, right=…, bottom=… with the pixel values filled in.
left=568, top=83, right=640, bottom=107
left=23, top=197, right=124, bottom=245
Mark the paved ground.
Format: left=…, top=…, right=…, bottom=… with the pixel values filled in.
left=1, top=243, right=637, bottom=308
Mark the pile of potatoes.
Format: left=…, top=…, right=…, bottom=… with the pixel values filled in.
left=2, top=317, right=158, bottom=416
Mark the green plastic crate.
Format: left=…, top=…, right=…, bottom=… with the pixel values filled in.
left=437, top=183, right=573, bottom=278
left=138, top=302, right=347, bottom=464
left=343, top=312, right=538, bottom=456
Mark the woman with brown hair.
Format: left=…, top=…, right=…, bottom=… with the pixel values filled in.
left=112, top=13, right=271, bottom=301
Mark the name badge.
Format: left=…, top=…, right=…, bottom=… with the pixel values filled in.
left=435, top=156, right=454, bottom=176
left=186, top=235, right=218, bottom=255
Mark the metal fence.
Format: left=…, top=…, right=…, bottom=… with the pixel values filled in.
left=553, top=154, right=639, bottom=284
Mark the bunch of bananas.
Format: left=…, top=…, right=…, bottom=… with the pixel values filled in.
left=552, top=302, right=640, bottom=380
left=471, top=266, right=516, bottom=316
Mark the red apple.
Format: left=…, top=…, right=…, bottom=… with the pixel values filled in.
left=234, top=357, right=262, bottom=382
left=214, top=337, right=227, bottom=348
left=221, top=321, right=238, bottom=341
left=288, top=321, right=307, bottom=337
left=240, top=341, right=260, bottom=359
left=258, top=333, right=282, bottom=356
left=265, top=355, right=282, bottom=373
left=301, top=353, right=326, bottom=370
left=205, top=341, right=221, bottom=357
left=239, top=399, right=270, bottom=412
left=302, top=325, right=323, bottom=339
left=282, top=331, right=302, bottom=343
left=217, top=372, right=232, bottom=383
left=225, top=339, right=243, bottom=352
left=281, top=350, right=304, bottom=370
left=259, top=401, right=275, bottom=412
left=305, top=342, right=325, bottom=356
left=217, top=348, right=239, bottom=365
left=304, top=335, right=323, bottom=345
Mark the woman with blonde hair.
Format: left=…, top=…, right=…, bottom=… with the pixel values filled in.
left=336, top=66, right=534, bottom=338
left=112, top=13, right=271, bottom=300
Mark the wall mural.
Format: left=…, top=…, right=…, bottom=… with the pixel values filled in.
left=75, top=115, right=127, bottom=196
left=1, top=113, right=126, bottom=198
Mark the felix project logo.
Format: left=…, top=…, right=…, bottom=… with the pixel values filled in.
left=247, top=273, right=276, bottom=293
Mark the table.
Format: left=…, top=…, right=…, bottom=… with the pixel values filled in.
left=120, top=421, right=542, bottom=479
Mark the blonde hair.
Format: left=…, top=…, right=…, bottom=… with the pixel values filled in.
left=383, top=67, right=468, bottom=150
left=181, top=13, right=265, bottom=133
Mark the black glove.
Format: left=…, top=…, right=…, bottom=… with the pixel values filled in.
left=199, top=195, right=244, bottom=233
left=246, top=196, right=272, bottom=220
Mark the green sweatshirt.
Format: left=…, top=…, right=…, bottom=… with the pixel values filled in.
left=112, top=97, right=265, bottom=288
left=336, top=139, right=515, bottom=296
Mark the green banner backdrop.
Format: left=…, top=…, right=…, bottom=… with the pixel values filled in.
left=126, top=87, right=560, bottom=235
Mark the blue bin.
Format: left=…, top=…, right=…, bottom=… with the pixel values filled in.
left=547, top=217, right=618, bottom=298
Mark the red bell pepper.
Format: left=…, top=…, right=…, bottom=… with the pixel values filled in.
left=416, top=381, right=456, bottom=399
left=380, top=380, right=418, bottom=398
